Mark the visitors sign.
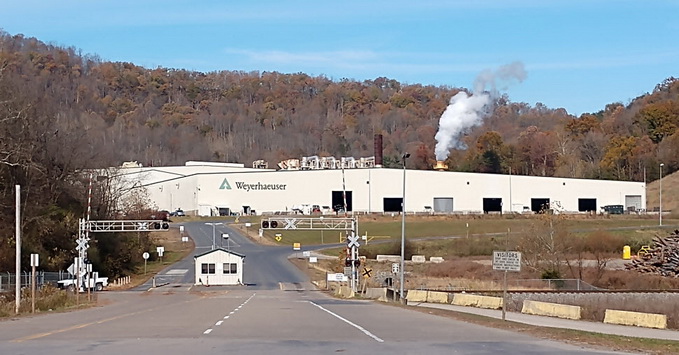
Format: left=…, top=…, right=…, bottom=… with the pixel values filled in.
left=492, top=251, right=521, bottom=272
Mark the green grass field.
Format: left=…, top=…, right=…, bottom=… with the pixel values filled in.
left=246, top=214, right=678, bottom=249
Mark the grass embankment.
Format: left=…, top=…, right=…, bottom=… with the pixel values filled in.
left=0, top=285, right=97, bottom=317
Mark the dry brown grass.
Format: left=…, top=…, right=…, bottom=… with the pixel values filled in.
left=647, top=169, right=679, bottom=213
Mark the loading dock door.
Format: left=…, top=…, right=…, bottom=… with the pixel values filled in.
left=531, top=198, right=550, bottom=213
left=433, top=198, right=454, bottom=213
left=483, top=198, right=502, bottom=213
left=625, top=195, right=642, bottom=212
left=578, top=198, right=597, bottom=212
left=384, top=198, right=403, bottom=212
left=332, top=191, right=353, bottom=212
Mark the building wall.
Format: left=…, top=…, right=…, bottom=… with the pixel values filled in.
left=122, top=165, right=646, bottom=215
left=194, top=250, right=244, bottom=286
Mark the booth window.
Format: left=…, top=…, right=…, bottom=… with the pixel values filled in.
left=223, top=263, right=238, bottom=274
left=202, top=263, right=216, bottom=274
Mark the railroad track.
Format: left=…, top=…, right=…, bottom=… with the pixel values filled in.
left=421, top=288, right=679, bottom=294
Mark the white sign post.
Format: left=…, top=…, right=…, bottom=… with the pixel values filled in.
left=143, top=252, right=150, bottom=274
left=493, top=251, right=522, bottom=321
left=30, top=253, right=38, bottom=313
left=157, top=246, right=165, bottom=264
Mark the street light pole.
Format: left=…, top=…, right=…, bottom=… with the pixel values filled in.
left=400, top=153, right=410, bottom=303
left=660, top=163, right=664, bottom=226
left=205, top=222, right=223, bottom=250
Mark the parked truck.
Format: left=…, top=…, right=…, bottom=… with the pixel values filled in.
left=57, top=271, right=108, bottom=292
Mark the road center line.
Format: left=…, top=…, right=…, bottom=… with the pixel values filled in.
left=308, top=301, right=384, bottom=343
left=203, top=292, right=256, bottom=336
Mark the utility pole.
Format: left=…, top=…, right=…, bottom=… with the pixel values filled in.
left=15, top=185, right=21, bottom=315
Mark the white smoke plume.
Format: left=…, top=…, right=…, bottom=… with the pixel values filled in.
left=434, top=61, right=527, bottom=161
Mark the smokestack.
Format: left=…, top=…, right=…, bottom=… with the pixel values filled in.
left=434, top=161, right=448, bottom=171
left=374, top=134, right=383, bottom=167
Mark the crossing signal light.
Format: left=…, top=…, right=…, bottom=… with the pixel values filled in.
left=345, top=258, right=361, bottom=267
left=151, top=222, right=170, bottom=230
left=261, top=220, right=279, bottom=229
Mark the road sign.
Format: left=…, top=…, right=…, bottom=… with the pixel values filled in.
left=179, top=225, right=185, bottom=233
left=303, top=251, right=311, bottom=257
left=362, top=267, right=373, bottom=278
left=293, top=243, right=301, bottom=250
left=156, top=246, right=164, bottom=257
left=30, top=254, right=39, bottom=267
left=142, top=252, right=150, bottom=260
left=347, top=235, right=360, bottom=248
left=76, top=238, right=89, bottom=251
left=327, top=273, right=348, bottom=282
left=275, top=233, right=282, bottom=242
left=391, top=263, right=399, bottom=274
left=284, top=218, right=297, bottom=229
left=309, top=256, right=318, bottom=263
left=493, top=251, right=522, bottom=271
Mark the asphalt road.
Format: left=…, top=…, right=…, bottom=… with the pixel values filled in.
left=136, top=221, right=310, bottom=289
left=0, top=222, right=635, bottom=354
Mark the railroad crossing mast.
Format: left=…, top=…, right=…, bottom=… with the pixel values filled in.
left=261, top=217, right=359, bottom=292
left=74, top=219, right=170, bottom=293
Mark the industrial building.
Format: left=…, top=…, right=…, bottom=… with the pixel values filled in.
left=114, top=159, right=646, bottom=216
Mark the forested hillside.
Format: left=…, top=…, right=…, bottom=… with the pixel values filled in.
left=1, top=30, right=678, bottom=274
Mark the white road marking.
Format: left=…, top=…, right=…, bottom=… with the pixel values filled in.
left=309, top=301, right=384, bottom=343
left=164, top=269, right=188, bottom=275
left=203, top=293, right=256, bottom=336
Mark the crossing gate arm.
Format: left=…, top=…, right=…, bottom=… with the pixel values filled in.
left=261, top=217, right=355, bottom=231
left=86, top=220, right=170, bottom=232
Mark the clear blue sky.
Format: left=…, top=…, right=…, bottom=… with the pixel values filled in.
left=2, top=0, right=678, bottom=115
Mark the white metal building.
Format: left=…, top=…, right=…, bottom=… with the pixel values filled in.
left=194, top=248, right=245, bottom=286
left=115, top=161, right=646, bottom=216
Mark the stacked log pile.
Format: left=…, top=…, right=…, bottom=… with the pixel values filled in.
left=625, top=230, right=679, bottom=277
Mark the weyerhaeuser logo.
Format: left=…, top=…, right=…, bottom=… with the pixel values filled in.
left=219, top=178, right=286, bottom=192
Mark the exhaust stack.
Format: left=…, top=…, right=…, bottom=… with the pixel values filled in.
left=434, top=161, right=448, bottom=171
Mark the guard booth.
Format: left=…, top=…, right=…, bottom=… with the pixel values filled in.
left=194, top=248, right=245, bottom=286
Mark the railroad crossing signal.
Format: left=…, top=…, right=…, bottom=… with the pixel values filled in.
left=76, top=238, right=89, bottom=251
left=347, top=235, right=360, bottom=248
left=362, top=267, right=372, bottom=278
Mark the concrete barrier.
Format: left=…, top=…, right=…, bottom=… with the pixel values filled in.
left=521, top=300, right=581, bottom=320
left=335, top=285, right=355, bottom=298
left=426, top=291, right=453, bottom=304
left=430, top=257, right=445, bottom=263
left=376, top=255, right=401, bottom=262
left=412, top=255, right=426, bottom=263
left=364, top=287, right=390, bottom=302
left=452, top=294, right=503, bottom=309
left=406, top=289, right=428, bottom=303
left=604, top=309, right=667, bottom=329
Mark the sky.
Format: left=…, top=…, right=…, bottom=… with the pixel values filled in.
left=2, top=0, right=678, bottom=116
